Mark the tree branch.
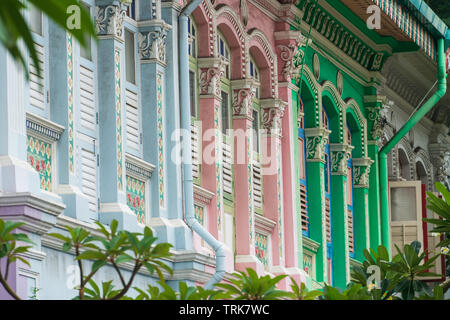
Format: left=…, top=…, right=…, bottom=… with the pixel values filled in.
left=0, top=268, right=21, bottom=300
left=108, top=262, right=142, bottom=300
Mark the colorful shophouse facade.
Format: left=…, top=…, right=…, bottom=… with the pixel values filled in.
left=0, top=0, right=448, bottom=299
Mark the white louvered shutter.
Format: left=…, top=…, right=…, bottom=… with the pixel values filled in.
left=81, top=148, right=97, bottom=212
left=191, top=124, right=200, bottom=179
left=126, top=89, right=139, bottom=151
left=80, top=65, right=96, bottom=131
left=29, top=42, right=45, bottom=109
left=222, top=142, right=233, bottom=194
left=252, top=160, right=262, bottom=208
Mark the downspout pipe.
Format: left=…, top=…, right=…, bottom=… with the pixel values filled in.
left=179, top=0, right=226, bottom=289
left=379, top=38, right=447, bottom=257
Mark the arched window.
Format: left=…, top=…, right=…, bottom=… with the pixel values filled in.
left=346, top=126, right=354, bottom=256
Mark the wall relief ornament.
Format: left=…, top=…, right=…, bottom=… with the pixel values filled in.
left=261, top=99, right=287, bottom=135
left=198, top=58, right=225, bottom=97
left=330, top=144, right=354, bottom=175
left=240, top=0, right=249, bottom=27
left=138, top=29, right=167, bottom=63
left=95, top=4, right=126, bottom=40
left=352, top=158, right=374, bottom=188
left=275, top=31, right=308, bottom=82
left=305, top=128, right=330, bottom=162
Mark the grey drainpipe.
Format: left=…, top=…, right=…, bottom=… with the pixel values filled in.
left=178, top=0, right=226, bottom=289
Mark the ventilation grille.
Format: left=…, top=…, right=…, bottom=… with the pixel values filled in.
left=29, top=42, right=45, bottom=109
left=325, top=198, right=331, bottom=243
left=252, top=160, right=262, bottom=208
left=191, top=124, right=200, bottom=179
left=81, top=148, right=97, bottom=212
left=300, top=184, right=308, bottom=231
left=222, top=142, right=233, bottom=194
left=125, top=89, right=139, bottom=150
left=80, top=65, right=96, bottom=131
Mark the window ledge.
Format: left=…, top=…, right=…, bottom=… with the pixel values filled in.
left=26, top=112, right=65, bottom=141
left=254, top=214, right=276, bottom=236
left=193, top=185, right=215, bottom=207
left=125, top=153, right=155, bottom=180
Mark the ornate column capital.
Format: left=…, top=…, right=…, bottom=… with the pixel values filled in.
left=352, top=157, right=374, bottom=188
left=330, top=143, right=354, bottom=176
left=260, top=98, right=287, bottom=137
left=95, top=2, right=127, bottom=41
left=197, top=57, right=226, bottom=97
left=364, top=95, right=386, bottom=142
left=138, top=22, right=171, bottom=65
left=231, top=79, right=257, bottom=120
left=275, top=30, right=310, bottom=83
left=304, top=127, right=331, bottom=162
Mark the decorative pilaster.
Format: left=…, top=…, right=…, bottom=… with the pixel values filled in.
left=260, top=99, right=287, bottom=272
left=364, top=94, right=385, bottom=249
left=329, top=143, right=353, bottom=288
left=232, top=79, right=263, bottom=273
left=197, top=57, right=226, bottom=252
left=352, top=157, right=374, bottom=260
left=304, top=128, right=330, bottom=284
left=96, top=0, right=141, bottom=231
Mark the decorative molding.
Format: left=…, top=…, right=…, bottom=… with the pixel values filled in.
left=305, top=127, right=331, bottom=162
left=302, top=236, right=320, bottom=253
left=26, top=112, right=65, bottom=142
left=125, top=154, right=155, bottom=181
left=297, top=0, right=384, bottom=71
left=260, top=98, right=287, bottom=135
left=95, top=3, right=127, bottom=41
left=275, top=30, right=309, bottom=82
left=193, top=184, right=215, bottom=207
left=254, top=213, right=276, bottom=235
left=352, top=157, right=374, bottom=188
left=231, top=79, right=256, bottom=119
left=330, top=143, right=354, bottom=175
left=138, top=28, right=168, bottom=64
left=198, top=57, right=226, bottom=97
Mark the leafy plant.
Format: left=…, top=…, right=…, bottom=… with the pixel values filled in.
left=390, top=241, right=441, bottom=300
left=287, top=277, right=322, bottom=300
left=319, top=283, right=372, bottom=300
left=0, top=0, right=96, bottom=80
left=0, top=219, right=34, bottom=300
left=134, top=281, right=227, bottom=300
left=415, top=285, right=446, bottom=300
left=423, top=182, right=450, bottom=248
left=214, top=268, right=290, bottom=300
left=351, top=245, right=398, bottom=300
left=49, top=219, right=173, bottom=300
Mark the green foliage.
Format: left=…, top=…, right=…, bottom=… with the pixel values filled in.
left=49, top=219, right=173, bottom=300
left=423, top=182, right=450, bottom=248
left=320, top=283, right=373, bottom=300
left=287, top=277, right=322, bottom=300
left=350, top=245, right=398, bottom=300
left=214, top=268, right=290, bottom=300
left=0, top=0, right=96, bottom=80
left=415, top=285, right=446, bottom=300
left=133, top=281, right=227, bottom=300
left=0, top=219, right=34, bottom=300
